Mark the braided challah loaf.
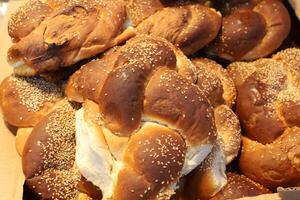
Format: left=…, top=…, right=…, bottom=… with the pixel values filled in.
left=67, top=35, right=217, bottom=199
left=66, top=35, right=241, bottom=200
left=228, top=48, right=300, bottom=189
left=209, top=0, right=291, bottom=61
left=7, top=0, right=134, bottom=76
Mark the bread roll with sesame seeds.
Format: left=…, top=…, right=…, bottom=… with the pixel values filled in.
left=208, top=0, right=291, bottom=61
left=0, top=75, right=63, bottom=127
left=7, top=0, right=135, bottom=76
left=228, top=48, right=300, bottom=189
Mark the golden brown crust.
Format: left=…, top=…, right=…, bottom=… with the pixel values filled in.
left=98, top=37, right=177, bottom=136
left=239, top=129, right=300, bottom=190
left=8, top=0, right=135, bottom=76
left=192, top=58, right=236, bottom=107
left=66, top=35, right=240, bottom=200
left=22, top=100, right=81, bottom=199
left=144, top=67, right=216, bottom=145
left=136, top=4, right=222, bottom=55
left=209, top=0, right=291, bottom=61
left=113, top=123, right=186, bottom=200
left=229, top=48, right=300, bottom=189
left=214, top=105, right=241, bottom=164
left=0, top=75, right=63, bottom=127
left=125, top=0, right=165, bottom=26
left=210, top=172, right=271, bottom=200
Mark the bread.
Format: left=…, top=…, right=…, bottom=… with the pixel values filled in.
left=65, top=35, right=221, bottom=199
left=228, top=48, right=300, bottom=189
left=209, top=0, right=291, bottom=61
left=66, top=36, right=242, bottom=200
left=22, top=99, right=101, bottom=199
left=135, top=4, right=222, bottom=55
left=0, top=75, right=63, bottom=127
left=7, top=0, right=135, bottom=76
left=209, top=173, right=271, bottom=200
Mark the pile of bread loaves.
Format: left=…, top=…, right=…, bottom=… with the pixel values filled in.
left=0, top=0, right=299, bottom=200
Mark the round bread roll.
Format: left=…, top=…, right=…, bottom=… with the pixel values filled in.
left=0, top=75, right=63, bottom=127
left=22, top=100, right=101, bottom=199
left=209, top=0, right=291, bottom=61
left=66, top=35, right=218, bottom=200
left=209, top=173, right=271, bottom=200
left=7, top=0, right=135, bottom=76
left=228, top=48, right=300, bottom=189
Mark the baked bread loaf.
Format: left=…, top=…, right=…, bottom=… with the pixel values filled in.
left=66, top=35, right=221, bottom=199
left=66, top=35, right=242, bottom=200
left=228, top=48, right=300, bottom=189
left=209, top=0, right=291, bottom=61
left=0, top=75, right=63, bottom=127
left=22, top=100, right=101, bottom=200
left=7, top=0, right=135, bottom=76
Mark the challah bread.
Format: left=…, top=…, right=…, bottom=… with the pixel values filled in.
left=228, top=48, right=300, bottom=189
left=66, top=35, right=220, bottom=199
left=22, top=99, right=101, bottom=200
left=67, top=36, right=242, bottom=199
left=7, top=0, right=135, bottom=76
left=209, top=0, right=291, bottom=61
left=0, top=75, right=63, bottom=127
